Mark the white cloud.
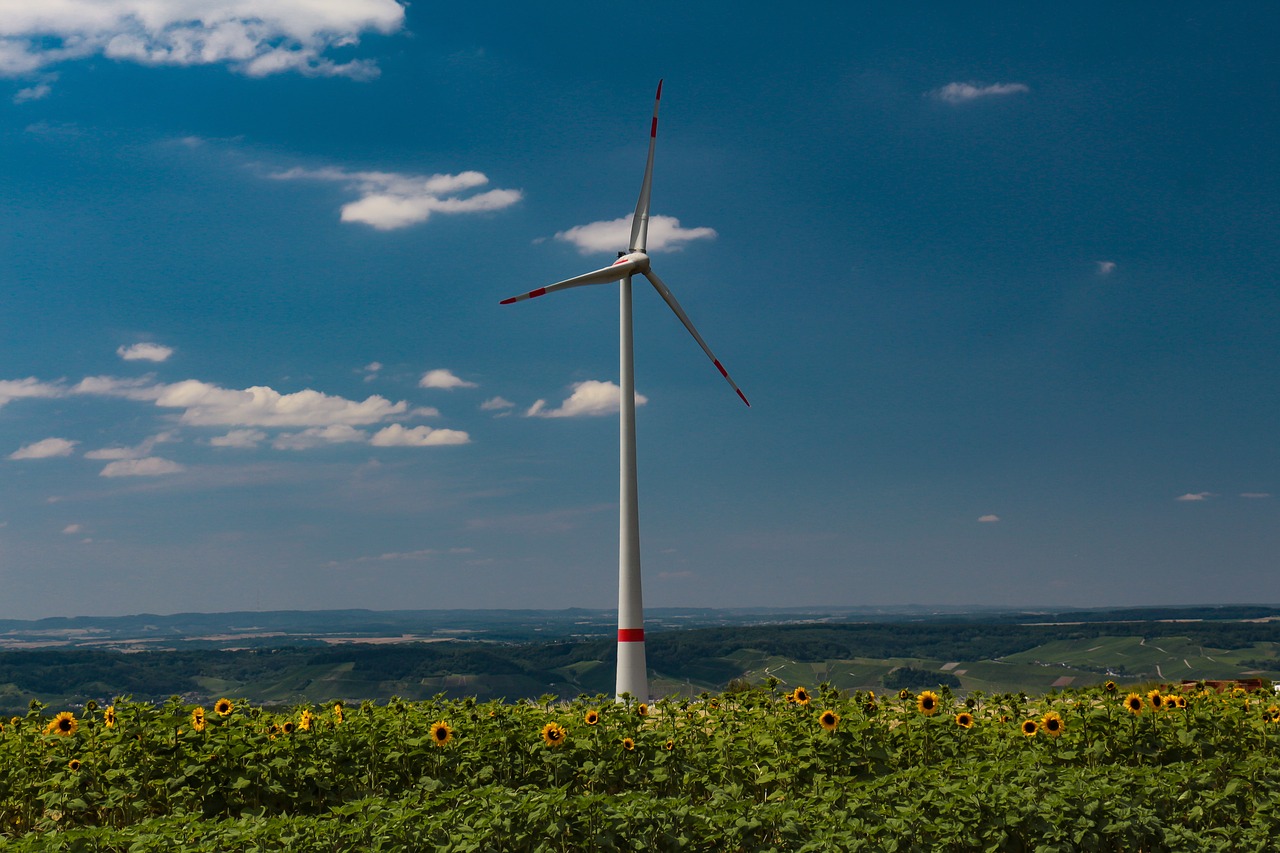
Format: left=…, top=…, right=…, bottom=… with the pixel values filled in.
left=154, top=379, right=406, bottom=427
left=526, top=380, right=647, bottom=418
left=9, top=437, right=78, bottom=459
left=210, top=429, right=267, bottom=449
left=99, top=457, right=184, bottom=477
left=117, top=342, right=173, bottom=362
left=84, top=431, right=178, bottom=460
left=1176, top=492, right=1214, bottom=502
left=369, top=424, right=470, bottom=447
left=271, top=167, right=521, bottom=230
left=555, top=214, right=716, bottom=254
left=0, top=377, right=64, bottom=408
left=481, top=396, right=515, bottom=411
left=71, top=375, right=165, bottom=401
left=273, top=424, right=368, bottom=450
left=1096, top=261, right=1116, bottom=276
left=362, top=362, right=382, bottom=382
left=978, top=514, right=1000, bottom=523
left=932, top=81, right=1030, bottom=104
left=419, top=369, right=477, bottom=390
left=0, top=0, right=405, bottom=80
left=62, top=523, right=81, bottom=534
left=13, top=76, right=53, bottom=102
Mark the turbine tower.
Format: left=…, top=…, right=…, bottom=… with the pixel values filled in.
left=500, top=81, right=748, bottom=702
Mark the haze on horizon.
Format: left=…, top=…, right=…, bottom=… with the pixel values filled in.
left=1, top=2, right=1276, bottom=620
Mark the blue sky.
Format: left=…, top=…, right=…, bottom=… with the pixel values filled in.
left=1, top=2, right=1277, bottom=619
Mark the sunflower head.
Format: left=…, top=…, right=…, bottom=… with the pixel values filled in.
left=1124, top=693, right=1144, bottom=715
left=1175, top=696, right=1187, bottom=709
left=1103, top=680, right=1117, bottom=693
left=333, top=703, right=345, bottom=724
left=791, top=687, right=811, bottom=706
left=103, top=706, right=116, bottom=728
left=191, top=708, right=206, bottom=733
left=281, top=721, right=295, bottom=735
left=67, top=758, right=81, bottom=772
left=1021, top=719, right=1038, bottom=737
left=955, top=712, right=974, bottom=729
left=917, top=690, right=940, bottom=716
left=621, top=737, right=635, bottom=752
left=708, top=698, right=720, bottom=710
left=298, top=711, right=313, bottom=732
left=584, top=709, right=600, bottom=726
left=214, top=698, right=234, bottom=717
left=636, top=703, right=649, bottom=718
left=47, top=712, right=78, bottom=737
left=430, top=721, right=453, bottom=746
left=898, top=688, right=912, bottom=701
left=1147, top=689, right=1164, bottom=710
left=818, top=709, right=840, bottom=731
left=664, top=739, right=675, bottom=751
left=1041, top=711, right=1064, bottom=737
left=541, top=722, right=566, bottom=748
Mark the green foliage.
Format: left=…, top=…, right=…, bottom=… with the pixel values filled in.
left=881, top=666, right=961, bottom=691
left=3, top=683, right=1280, bottom=849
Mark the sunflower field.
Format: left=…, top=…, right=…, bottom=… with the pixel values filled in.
left=4, top=682, right=1280, bottom=851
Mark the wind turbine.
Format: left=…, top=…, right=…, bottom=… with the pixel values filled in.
left=500, top=81, right=748, bottom=703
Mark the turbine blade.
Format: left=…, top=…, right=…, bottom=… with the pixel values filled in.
left=628, top=79, right=663, bottom=253
left=642, top=268, right=750, bottom=407
left=499, top=259, right=636, bottom=304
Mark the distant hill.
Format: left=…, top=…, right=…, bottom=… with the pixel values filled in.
left=2, top=606, right=1279, bottom=714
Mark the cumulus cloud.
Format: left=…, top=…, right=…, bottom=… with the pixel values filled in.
left=369, top=424, right=470, bottom=446
left=117, top=342, right=173, bottom=362
left=932, top=81, right=1030, bottom=104
left=273, top=424, right=368, bottom=450
left=154, top=379, right=406, bottom=427
left=9, top=437, right=78, bottom=459
left=419, top=369, right=477, bottom=390
left=555, top=214, right=716, bottom=254
left=0, top=0, right=405, bottom=80
left=526, top=380, right=647, bottom=418
left=1096, top=261, right=1116, bottom=276
left=210, top=429, right=267, bottom=448
left=480, top=396, right=515, bottom=411
left=978, top=514, right=1000, bottom=523
left=0, top=377, right=64, bottom=408
left=1176, top=492, right=1214, bottom=502
left=71, top=375, right=166, bottom=401
left=272, top=167, right=521, bottom=230
left=99, top=457, right=184, bottom=477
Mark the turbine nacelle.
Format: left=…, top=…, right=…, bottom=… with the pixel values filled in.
left=611, top=251, right=650, bottom=274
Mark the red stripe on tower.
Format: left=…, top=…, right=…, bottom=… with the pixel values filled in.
left=618, top=628, right=645, bottom=642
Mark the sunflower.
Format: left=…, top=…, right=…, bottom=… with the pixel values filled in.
left=103, top=706, right=116, bottom=728
left=298, top=710, right=313, bottom=732
left=541, top=722, right=567, bottom=748
left=817, top=709, right=840, bottom=731
left=917, top=690, right=939, bottom=716
left=333, top=703, right=345, bottom=725
left=584, top=709, right=600, bottom=726
left=955, top=712, right=974, bottom=729
left=1041, top=711, right=1064, bottom=737
left=67, top=759, right=81, bottom=772
left=708, top=698, right=720, bottom=710
left=1104, top=680, right=1117, bottom=693
left=664, top=739, right=675, bottom=751
left=1124, top=693, right=1144, bottom=715
left=790, top=686, right=811, bottom=706
left=1175, top=695, right=1188, bottom=710
left=636, top=703, right=649, bottom=718
left=46, top=712, right=78, bottom=737
left=191, top=708, right=206, bottom=733
left=1021, top=719, right=1038, bottom=737
left=214, top=698, right=234, bottom=717
left=621, top=737, right=635, bottom=751
left=1147, top=689, right=1164, bottom=711
left=281, top=721, right=295, bottom=735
